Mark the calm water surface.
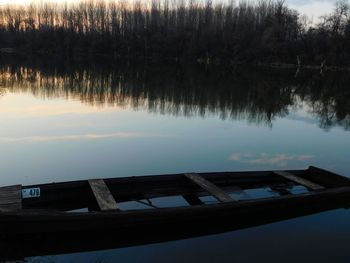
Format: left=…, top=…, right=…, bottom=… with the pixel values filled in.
left=0, top=61, right=350, bottom=262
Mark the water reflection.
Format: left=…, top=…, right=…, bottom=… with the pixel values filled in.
left=228, top=153, right=314, bottom=167
left=0, top=59, right=349, bottom=130
left=0, top=59, right=350, bottom=262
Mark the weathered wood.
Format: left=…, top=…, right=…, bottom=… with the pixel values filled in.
left=88, top=180, right=119, bottom=211
left=182, top=194, right=204, bottom=206
left=274, top=171, right=325, bottom=190
left=22, top=170, right=297, bottom=211
left=184, top=173, right=234, bottom=203
left=0, top=185, right=22, bottom=212
left=0, top=166, right=349, bottom=252
left=20, top=167, right=338, bottom=211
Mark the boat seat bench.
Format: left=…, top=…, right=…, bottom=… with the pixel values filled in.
left=88, top=179, right=119, bottom=211
left=274, top=171, right=325, bottom=190
left=184, top=173, right=234, bottom=203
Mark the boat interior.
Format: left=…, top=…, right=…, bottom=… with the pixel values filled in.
left=1, top=166, right=346, bottom=213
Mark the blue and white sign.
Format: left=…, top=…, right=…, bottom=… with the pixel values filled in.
left=22, top=188, right=41, bottom=198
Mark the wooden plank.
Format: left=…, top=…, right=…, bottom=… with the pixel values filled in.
left=274, top=171, right=325, bottom=190
left=0, top=185, right=22, bottom=212
left=182, top=194, right=204, bottom=206
left=184, top=173, right=234, bottom=203
left=21, top=171, right=298, bottom=211
left=88, top=180, right=119, bottom=211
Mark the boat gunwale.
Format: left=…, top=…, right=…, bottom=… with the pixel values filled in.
left=19, top=166, right=349, bottom=191
left=3, top=185, right=350, bottom=218
left=20, top=168, right=307, bottom=189
left=1, top=166, right=349, bottom=216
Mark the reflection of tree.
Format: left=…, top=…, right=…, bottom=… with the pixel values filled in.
left=0, top=59, right=349, bottom=130
left=295, top=70, right=350, bottom=130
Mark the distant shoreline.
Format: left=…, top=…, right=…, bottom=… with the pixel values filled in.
left=1, top=48, right=349, bottom=73
left=0, top=0, right=349, bottom=68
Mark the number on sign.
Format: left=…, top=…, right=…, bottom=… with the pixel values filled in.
left=22, top=188, right=41, bottom=198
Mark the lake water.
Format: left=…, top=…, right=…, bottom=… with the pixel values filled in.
left=0, top=59, right=350, bottom=262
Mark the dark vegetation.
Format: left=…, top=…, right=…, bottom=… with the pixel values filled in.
left=0, top=56, right=349, bottom=130
left=0, top=0, right=350, bottom=66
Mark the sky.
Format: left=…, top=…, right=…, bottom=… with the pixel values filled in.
left=288, top=0, right=337, bottom=21
left=0, top=0, right=340, bottom=22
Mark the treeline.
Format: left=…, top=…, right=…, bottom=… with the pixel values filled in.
left=0, top=0, right=349, bottom=66
left=0, top=58, right=349, bottom=129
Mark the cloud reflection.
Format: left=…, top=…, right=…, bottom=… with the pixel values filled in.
left=229, top=153, right=314, bottom=167
left=0, top=103, right=116, bottom=117
left=0, top=132, right=169, bottom=143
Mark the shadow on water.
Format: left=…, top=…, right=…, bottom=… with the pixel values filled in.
left=0, top=55, right=349, bottom=131
left=1, top=197, right=350, bottom=261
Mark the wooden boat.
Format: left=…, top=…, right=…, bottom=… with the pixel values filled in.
left=1, top=166, right=350, bottom=259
